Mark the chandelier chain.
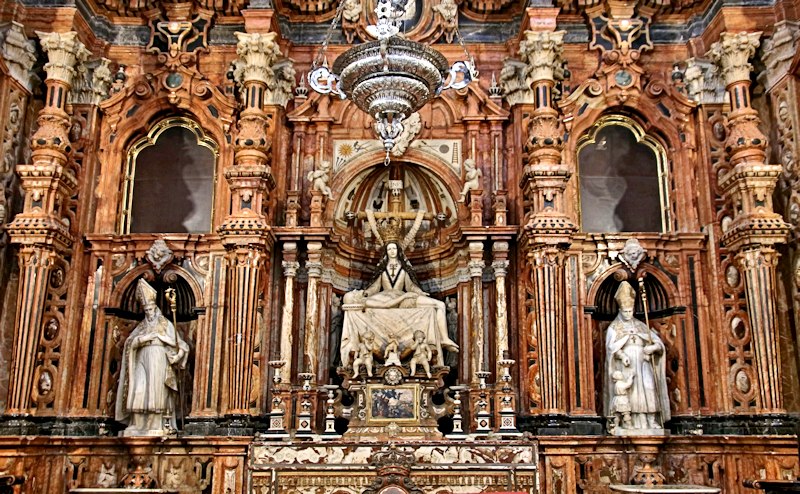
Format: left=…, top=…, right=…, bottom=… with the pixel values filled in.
left=312, top=0, right=348, bottom=71
left=453, top=25, right=477, bottom=77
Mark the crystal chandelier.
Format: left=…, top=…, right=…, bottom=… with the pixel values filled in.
left=308, top=0, right=477, bottom=164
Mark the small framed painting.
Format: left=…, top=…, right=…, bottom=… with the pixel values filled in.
left=367, top=385, right=418, bottom=423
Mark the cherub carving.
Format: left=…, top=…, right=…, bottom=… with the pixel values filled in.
left=458, top=158, right=482, bottom=203
left=307, top=160, right=332, bottom=198
left=352, top=331, right=376, bottom=377
left=409, top=330, right=432, bottom=378
left=97, top=463, right=117, bottom=488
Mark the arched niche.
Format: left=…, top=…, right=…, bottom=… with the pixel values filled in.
left=120, top=117, right=218, bottom=234
left=106, top=268, right=201, bottom=425
left=577, top=115, right=671, bottom=233
left=587, top=265, right=684, bottom=418
left=331, top=161, right=460, bottom=252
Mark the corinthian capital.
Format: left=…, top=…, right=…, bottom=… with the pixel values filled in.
left=520, top=30, right=565, bottom=83
left=684, top=58, right=725, bottom=105
left=234, top=32, right=281, bottom=86
left=35, top=31, right=91, bottom=87
left=707, top=31, right=761, bottom=87
left=760, top=21, right=800, bottom=92
left=1, top=22, right=36, bottom=91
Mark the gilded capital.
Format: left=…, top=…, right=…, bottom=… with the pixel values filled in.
left=1, top=22, right=36, bottom=91
left=520, top=30, right=565, bottom=83
left=234, top=31, right=281, bottom=86
left=760, top=21, right=800, bottom=92
left=707, top=31, right=761, bottom=87
left=35, top=31, right=92, bottom=87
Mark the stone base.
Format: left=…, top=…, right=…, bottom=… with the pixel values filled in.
left=251, top=440, right=538, bottom=493
left=613, top=427, right=668, bottom=436
left=609, top=485, right=720, bottom=493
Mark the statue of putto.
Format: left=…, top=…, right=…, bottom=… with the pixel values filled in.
left=604, top=281, right=670, bottom=435
left=340, top=213, right=459, bottom=376
left=115, top=279, right=189, bottom=436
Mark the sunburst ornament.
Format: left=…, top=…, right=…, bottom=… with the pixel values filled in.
left=308, top=0, right=477, bottom=165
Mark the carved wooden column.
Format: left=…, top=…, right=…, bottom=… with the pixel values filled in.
left=708, top=32, right=791, bottom=412
left=303, top=242, right=323, bottom=376
left=519, top=30, right=576, bottom=418
left=760, top=22, right=800, bottom=411
left=5, top=31, right=89, bottom=416
left=219, top=32, right=278, bottom=420
left=279, top=243, right=299, bottom=383
left=0, top=22, right=36, bottom=414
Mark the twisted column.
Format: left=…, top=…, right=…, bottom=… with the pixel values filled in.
left=708, top=32, right=791, bottom=412
left=6, top=32, right=89, bottom=415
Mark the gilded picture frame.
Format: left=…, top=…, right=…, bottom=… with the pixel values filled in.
left=366, top=385, right=418, bottom=424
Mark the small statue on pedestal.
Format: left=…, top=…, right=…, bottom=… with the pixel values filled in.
left=409, top=330, right=432, bottom=378
left=352, top=331, right=376, bottom=377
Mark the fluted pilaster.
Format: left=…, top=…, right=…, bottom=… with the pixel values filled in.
left=736, top=249, right=783, bottom=411
left=530, top=247, right=566, bottom=414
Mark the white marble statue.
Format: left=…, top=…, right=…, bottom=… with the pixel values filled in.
left=340, top=241, right=459, bottom=369
left=458, top=158, right=482, bottom=203
left=604, top=281, right=670, bottom=434
left=307, top=160, right=332, bottom=198
left=115, top=279, right=189, bottom=436
left=409, top=329, right=432, bottom=378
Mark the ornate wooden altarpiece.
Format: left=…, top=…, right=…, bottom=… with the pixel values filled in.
left=0, top=0, right=798, bottom=493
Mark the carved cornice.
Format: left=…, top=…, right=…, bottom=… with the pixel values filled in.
left=0, top=22, right=36, bottom=92
left=760, top=21, right=800, bottom=92
left=707, top=31, right=761, bottom=87
left=684, top=58, right=725, bottom=105
left=35, top=31, right=92, bottom=87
